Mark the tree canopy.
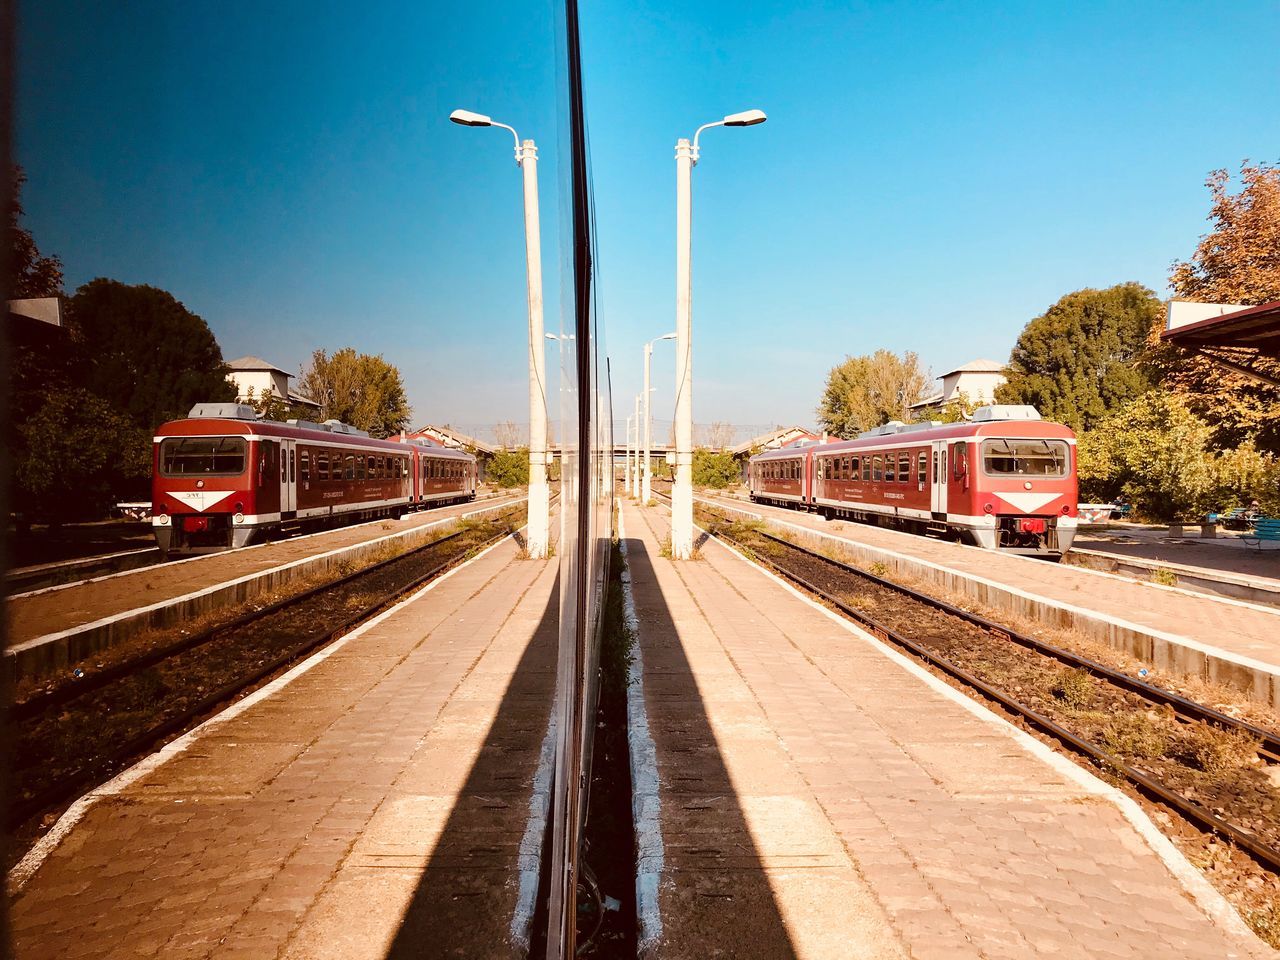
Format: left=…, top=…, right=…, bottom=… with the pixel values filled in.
left=995, top=283, right=1159, bottom=430
left=297, top=347, right=412, bottom=438
left=817, top=349, right=931, bottom=438
left=7, top=166, right=64, bottom=298
left=1144, top=162, right=1280, bottom=452
left=692, top=449, right=740, bottom=488
left=68, top=279, right=236, bottom=428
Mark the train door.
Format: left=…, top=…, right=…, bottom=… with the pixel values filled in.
left=931, top=441, right=948, bottom=518
left=280, top=438, right=296, bottom=516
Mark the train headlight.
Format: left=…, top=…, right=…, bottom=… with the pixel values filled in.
left=982, top=502, right=994, bottom=514
left=157, top=513, right=170, bottom=526
left=1062, top=504, right=1071, bottom=515
left=234, top=512, right=245, bottom=525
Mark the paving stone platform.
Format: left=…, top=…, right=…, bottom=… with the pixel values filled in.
left=622, top=499, right=1270, bottom=960
left=8, top=535, right=557, bottom=960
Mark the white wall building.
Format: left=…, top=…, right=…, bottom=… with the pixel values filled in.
left=225, top=355, right=320, bottom=412
left=912, top=358, right=1007, bottom=411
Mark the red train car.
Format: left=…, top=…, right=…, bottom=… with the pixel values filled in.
left=152, top=403, right=476, bottom=555
left=748, top=405, right=1077, bottom=556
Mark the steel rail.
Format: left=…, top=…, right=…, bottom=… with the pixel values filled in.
left=8, top=522, right=519, bottom=831
left=701, top=515, right=1280, bottom=873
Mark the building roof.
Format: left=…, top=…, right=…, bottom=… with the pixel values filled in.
left=908, top=392, right=946, bottom=410
left=410, top=424, right=497, bottom=456
left=730, top=425, right=820, bottom=456
left=287, top=391, right=321, bottom=410
left=938, top=358, right=1005, bottom=378
left=1161, top=299, right=1280, bottom=387
left=226, top=355, right=292, bottom=376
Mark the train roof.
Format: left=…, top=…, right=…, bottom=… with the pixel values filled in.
left=155, top=405, right=473, bottom=458
left=750, top=412, right=1074, bottom=461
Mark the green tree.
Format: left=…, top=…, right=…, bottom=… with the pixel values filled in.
left=487, top=448, right=530, bottom=488
left=297, top=347, right=411, bottom=438
left=817, top=349, right=931, bottom=438
left=15, top=388, right=151, bottom=522
left=1076, top=393, right=1216, bottom=522
left=7, top=166, right=64, bottom=298
left=693, top=449, right=740, bottom=488
left=1145, top=162, right=1280, bottom=452
left=996, top=283, right=1159, bottom=430
left=68, top=279, right=236, bottom=428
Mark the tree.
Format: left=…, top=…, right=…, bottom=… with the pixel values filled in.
left=1076, top=393, right=1216, bottom=522
left=242, top=386, right=317, bottom=423
left=692, top=449, right=740, bottom=489
left=8, top=166, right=64, bottom=298
left=817, top=349, right=931, bottom=438
left=704, top=422, right=735, bottom=450
left=487, top=448, right=530, bottom=487
left=493, top=420, right=523, bottom=449
left=995, top=283, right=1159, bottom=430
left=1145, top=162, right=1280, bottom=452
left=296, top=347, right=411, bottom=438
left=15, top=387, right=152, bottom=522
left=67, top=279, right=236, bottom=429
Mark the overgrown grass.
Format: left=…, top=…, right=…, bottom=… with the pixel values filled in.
left=1050, top=667, right=1096, bottom=710
left=1151, top=568, right=1179, bottom=587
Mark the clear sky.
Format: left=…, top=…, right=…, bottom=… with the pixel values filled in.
left=16, top=1, right=1280, bottom=433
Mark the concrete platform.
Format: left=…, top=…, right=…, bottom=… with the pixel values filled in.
left=8, top=533, right=558, bottom=960
left=5, top=494, right=522, bottom=681
left=621, top=499, right=1270, bottom=959
left=705, top=494, right=1280, bottom=708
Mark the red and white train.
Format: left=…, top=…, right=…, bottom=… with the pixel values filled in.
left=748, top=405, right=1078, bottom=556
left=152, top=403, right=477, bottom=555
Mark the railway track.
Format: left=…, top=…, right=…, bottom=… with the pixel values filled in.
left=672, top=496, right=1280, bottom=874
left=8, top=506, right=525, bottom=838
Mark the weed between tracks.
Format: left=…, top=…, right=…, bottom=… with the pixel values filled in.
left=696, top=506, right=1280, bottom=947
left=7, top=505, right=525, bottom=866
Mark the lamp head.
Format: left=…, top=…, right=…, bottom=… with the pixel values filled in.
left=450, top=109, right=492, bottom=127
left=659, top=332, right=677, bottom=340
left=723, top=109, right=767, bottom=127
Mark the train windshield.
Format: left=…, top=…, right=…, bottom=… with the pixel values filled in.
left=160, top=437, right=247, bottom=476
left=981, top=438, right=1069, bottom=477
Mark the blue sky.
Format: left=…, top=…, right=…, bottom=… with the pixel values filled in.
left=17, top=1, right=1280, bottom=431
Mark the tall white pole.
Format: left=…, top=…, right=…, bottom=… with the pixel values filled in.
left=519, top=139, right=549, bottom=559
left=624, top=414, right=633, bottom=493
left=642, top=342, right=653, bottom=504
left=672, top=137, right=695, bottom=558
left=632, top=394, right=642, bottom=498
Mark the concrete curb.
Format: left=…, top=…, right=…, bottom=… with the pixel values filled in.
left=1069, top=547, right=1280, bottom=608
left=703, top=498, right=1280, bottom=709
left=5, top=498, right=525, bottom=682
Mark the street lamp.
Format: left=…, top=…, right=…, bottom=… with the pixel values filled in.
left=450, top=107, right=550, bottom=559
left=624, top=411, right=635, bottom=493
left=643, top=333, right=676, bottom=504
left=670, top=108, right=767, bottom=558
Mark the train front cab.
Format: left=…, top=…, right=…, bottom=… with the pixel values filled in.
left=944, top=434, right=1077, bottom=556
left=153, top=431, right=274, bottom=555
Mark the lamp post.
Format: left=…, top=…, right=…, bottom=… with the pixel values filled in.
left=671, top=108, right=767, bottom=559
left=450, top=108, right=549, bottom=559
left=643, top=333, right=676, bottom=504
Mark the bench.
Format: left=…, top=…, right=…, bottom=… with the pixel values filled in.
left=1243, top=518, right=1280, bottom=550
left=1220, top=507, right=1252, bottom=530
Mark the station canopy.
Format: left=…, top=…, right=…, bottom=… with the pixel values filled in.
left=1162, top=299, right=1280, bottom=388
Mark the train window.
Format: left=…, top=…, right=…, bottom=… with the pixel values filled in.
left=898, top=453, right=910, bottom=482
left=861, top=457, right=871, bottom=482
left=345, top=455, right=356, bottom=480
left=816, top=459, right=824, bottom=480
left=884, top=454, right=896, bottom=483
left=289, top=451, right=296, bottom=483
left=850, top=457, right=860, bottom=480
left=300, top=450, right=310, bottom=481
left=354, top=456, right=364, bottom=480
left=872, top=455, right=883, bottom=481
left=918, top=452, right=927, bottom=485
left=317, top=452, right=328, bottom=481
left=281, top=450, right=287, bottom=483
left=981, top=438, right=1069, bottom=477
left=159, top=437, right=247, bottom=476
